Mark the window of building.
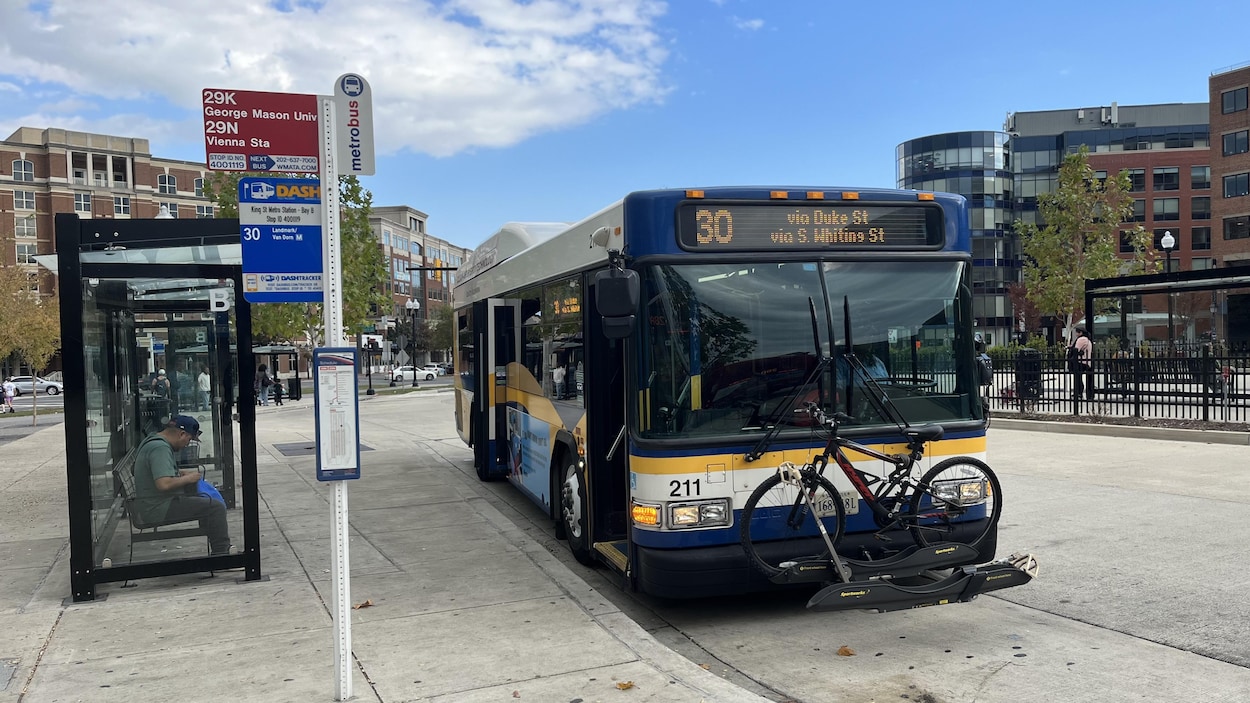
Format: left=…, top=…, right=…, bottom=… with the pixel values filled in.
left=194, top=177, right=204, bottom=197
left=1119, top=231, right=1135, bottom=253
left=383, top=230, right=391, bottom=247
left=13, top=190, right=35, bottom=209
left=1222, top=87, right=1248, bottom=114
left=159, top=202, right=179, bottom=218
left=158, top=173, right=176, bottom=194
left=411, top=241, right=421, bottom=256
left=12, top=159, right=34, bottom=182
left=1223, top=130, right=1249, bottom=156
left=1127, top=169, right=1146, bottom=192
left=1152, top=167, right=1179, bottom=191
left=113, top=196, right=130, bottom=215
left=196, top=205, right=214, bottom=218
left=1126, top=199, right=1146, bottom=223
left=1225, top=173, right=1250, bottom=199
left=1192, top=226, right=1212, bottom=250
left=74, top=192, right=92, bottom=213
left=1192, top=196, right=1211, bottom=220
left=16, top=215, right=36, bottom=238
left=1153, top=198, right=1180, bottom=221
left=1192, top=166, right=1210, bottom=190
left=1191, top=257, right=1215, bottom=271
left=16, top=243, right=37, bottom=264
left=1224, top=216, right=1250, bottom=240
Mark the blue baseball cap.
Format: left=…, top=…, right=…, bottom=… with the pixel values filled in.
left=169, top=415, right=201, bottom=438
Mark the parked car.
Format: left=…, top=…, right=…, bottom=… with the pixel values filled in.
left=393, top=366, right=435, bottom=382
left=437, top=363, right=454, bottom=375
left=421, top=364, right=445, bottom=377
left=10, top=376, right=63, bottom=396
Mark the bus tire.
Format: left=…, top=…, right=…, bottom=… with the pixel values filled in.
left=559, top=453, right=595, bottom=566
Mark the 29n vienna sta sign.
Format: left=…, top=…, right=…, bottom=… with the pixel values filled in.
left=202, top=88, right=319, bottom=173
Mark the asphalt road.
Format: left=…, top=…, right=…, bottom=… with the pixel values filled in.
left=409, top=393, right=1250, bottom=702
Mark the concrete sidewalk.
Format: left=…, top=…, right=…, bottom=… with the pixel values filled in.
left=0, top=394, right=767, bottom=703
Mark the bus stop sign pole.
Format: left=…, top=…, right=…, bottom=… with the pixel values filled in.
left=319, top=95, right=353, bottom=701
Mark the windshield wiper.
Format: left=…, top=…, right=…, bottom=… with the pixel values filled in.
left=745, top=297, right=828, bottom=462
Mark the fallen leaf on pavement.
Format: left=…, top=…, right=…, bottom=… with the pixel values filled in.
left=837, top=645, right=856, bottom=656
left=352, top=599, right=374, bottom=610
left=615, top=681, right=635, bottom=690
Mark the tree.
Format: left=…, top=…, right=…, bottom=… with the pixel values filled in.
left=1014, top=146, right=1154, bottom=343
left=204, top=171, right=388, bottom=349
left=0, top=256, right=60, bottom=425
left=428, top=304, right=455, bottom=357
left=1006, top=282, right=1042, bottom=343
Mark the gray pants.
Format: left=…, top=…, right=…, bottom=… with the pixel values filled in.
left=164, top=495, right=231, bottom=554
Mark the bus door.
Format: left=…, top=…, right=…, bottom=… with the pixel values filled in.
left=585, top=279, right=630, bottom=573
left=487, top=298, right=519, bottom=478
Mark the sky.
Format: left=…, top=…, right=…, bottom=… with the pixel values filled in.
left=2, top=0, right=1249, bottom=251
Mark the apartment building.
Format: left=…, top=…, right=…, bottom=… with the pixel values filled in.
left=1, top=127, right=216, bottom=294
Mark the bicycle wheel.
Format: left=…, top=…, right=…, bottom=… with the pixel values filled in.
left=740, top=470, right=845, bottom=577
left=907, top=456, right=1002, bottom=548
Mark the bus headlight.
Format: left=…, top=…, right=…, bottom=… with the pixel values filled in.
left=933, top=479, right=986, bottom=506
left=669, top=499, right=730, bottom=528
left=631, top=501, right=661, bottom=526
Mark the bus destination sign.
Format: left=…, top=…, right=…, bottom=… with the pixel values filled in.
left=676, top=203, right=943, bottom=250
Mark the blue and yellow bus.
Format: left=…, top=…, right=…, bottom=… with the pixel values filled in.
left=453, top=187, right=989, bottom=599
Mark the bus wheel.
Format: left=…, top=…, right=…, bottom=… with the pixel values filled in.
left=559, top=454, right=594, bottom=565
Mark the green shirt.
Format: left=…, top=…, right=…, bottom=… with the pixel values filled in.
left=134, top=434, right=179, bottom=524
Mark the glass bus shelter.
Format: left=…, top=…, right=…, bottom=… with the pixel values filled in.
left=56, top=214, right=262, bottom=602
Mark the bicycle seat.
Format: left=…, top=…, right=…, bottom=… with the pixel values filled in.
left=904, top=425, right=944, bottom=443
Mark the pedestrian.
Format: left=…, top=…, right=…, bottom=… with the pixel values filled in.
left=271, top=378, right=284, bottom=406
left=197, top=364, right=212, bottom=411
left=255, top=364, right=272, bottom=406
left=552, top=363, right=567, bottom=399
left=133, top=415, right=233, bottom=556
left=1068, top=327, right=1095, bottom=403
left=2, top=377, right=15, bottom=413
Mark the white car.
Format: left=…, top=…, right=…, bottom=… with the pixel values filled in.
left=393, top=366, right=435, bottom=382
left=421, top=364, right=446, bottom=377
left=10, top=376, right=63, bottom=396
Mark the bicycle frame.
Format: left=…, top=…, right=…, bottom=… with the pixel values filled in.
left=810, top=430, right=929, bottom=532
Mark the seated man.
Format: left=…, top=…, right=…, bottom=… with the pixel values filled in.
left=133, top=415, right=232, bottom=556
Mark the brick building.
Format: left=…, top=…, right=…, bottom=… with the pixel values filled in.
left=1210, top=63, right=1250, bottom=269
left=0, top=127, right=216, bottom=294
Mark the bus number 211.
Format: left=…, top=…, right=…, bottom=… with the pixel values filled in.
left=669, top=479, right=701, bottom=496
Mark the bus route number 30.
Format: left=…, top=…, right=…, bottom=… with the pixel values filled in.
left=695, top=209, right=733, bottom=245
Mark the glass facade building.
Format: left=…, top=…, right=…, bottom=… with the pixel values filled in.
left=897, top=131, right=1015, bottom=344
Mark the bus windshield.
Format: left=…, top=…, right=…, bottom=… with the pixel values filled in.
left=639, top=260, right=977, bottom=440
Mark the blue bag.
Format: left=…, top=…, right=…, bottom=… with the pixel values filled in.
left=197, top=478, right=225, bottom=505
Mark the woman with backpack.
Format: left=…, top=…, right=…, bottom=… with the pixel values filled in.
left=1068, top=327, right=1094, bottom=404
left=255, top=364, right=272, bottom=406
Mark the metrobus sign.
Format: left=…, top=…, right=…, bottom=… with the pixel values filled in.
left=202, top=88, right=319, bottom=172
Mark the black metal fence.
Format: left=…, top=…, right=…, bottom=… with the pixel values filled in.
left=985, top=342, right=1250, bottom=423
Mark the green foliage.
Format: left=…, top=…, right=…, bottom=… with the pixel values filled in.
left=0, top=258, right=60, bottom=423
left=428, top=304, right=455, bottom=353
left=203, top=173, right=387, bottom=347
left=1014, top=146, right=1155, bottom=341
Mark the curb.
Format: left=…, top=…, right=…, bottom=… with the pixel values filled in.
left=992, top=417, right=1250, bottom=445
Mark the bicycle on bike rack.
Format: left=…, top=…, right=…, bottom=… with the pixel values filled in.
left=739, top=402, right=1037, bottom=612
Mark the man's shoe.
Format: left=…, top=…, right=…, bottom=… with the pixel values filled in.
left=210, top=545, right=238, bottom=557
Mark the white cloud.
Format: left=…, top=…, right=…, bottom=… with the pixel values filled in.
left=731, top=16, right=764, bottom=31
left=0, top=0, right=670, bottom=156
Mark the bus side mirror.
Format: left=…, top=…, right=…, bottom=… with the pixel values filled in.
left=594, top=268, right=639, bottom=339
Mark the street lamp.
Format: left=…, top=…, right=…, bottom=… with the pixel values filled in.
left=365, top=340, right=377, bottom=395
left=1161, top=230, right=1175, bottom=353
left=405, top=298, right=421, bottom=388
